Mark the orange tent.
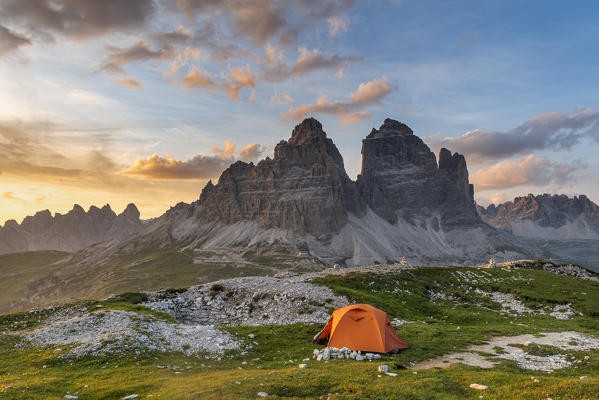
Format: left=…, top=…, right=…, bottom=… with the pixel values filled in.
left=313, top=304, right=408, bottom=353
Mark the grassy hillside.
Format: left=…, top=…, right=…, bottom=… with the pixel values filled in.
left=0, top=248, right=323, bottom=314
left=0, top=265, right=598, bottom=399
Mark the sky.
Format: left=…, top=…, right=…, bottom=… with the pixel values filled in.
left=1, top=0, right=599, bottom=224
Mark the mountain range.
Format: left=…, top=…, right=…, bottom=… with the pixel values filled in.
left=0, top=203, right=141, bottom=254
left=478, top=194, right=599, bottom=240
left=57, top=118, right=522, bottom=268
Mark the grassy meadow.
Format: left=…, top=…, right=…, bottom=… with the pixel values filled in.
left=0, top=265, right=598, bottom=399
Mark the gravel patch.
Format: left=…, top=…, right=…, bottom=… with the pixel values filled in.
left=474, top=289, right=576, bottom=319
left=23, top=310, right=239, bottom=357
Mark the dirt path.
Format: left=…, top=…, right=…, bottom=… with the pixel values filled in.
left=412, top=331, right=599, bottom=372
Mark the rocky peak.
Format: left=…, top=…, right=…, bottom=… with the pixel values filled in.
left=3, top=220, right=19, bottom=230
left=274, top=118, right=345, bottom=170
left=439, top=148, right=466, bottom=176
left=367, top=118, right=414, bottom=138
left=120, top=203, right=141, bottom=220
left=288, top=117, right=327, bottom=145
left=88, top=205, right=117, bottom=219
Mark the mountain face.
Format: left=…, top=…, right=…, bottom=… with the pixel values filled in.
left=478, top=194, right=599, bottom=239
left=356, top=119, right=478, bottom=228
left=197, top=118, right=364, bottom=239
left=0, top=204, right=141, bottom=254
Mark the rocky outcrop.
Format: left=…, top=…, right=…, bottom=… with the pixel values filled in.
left=0, top=204, right=142, bottom=254
left=194, top=118, right=364, bottom=239
left=478, top=194, right=599, bottom=239
left=357, top=118, right=479, bottom=227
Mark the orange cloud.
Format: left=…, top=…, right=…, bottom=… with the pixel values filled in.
left=281, top=78, right=394, bottom=124
left=181, top=66, right=216, bottom=91
left=212, top=139, right=236, bottom=158
left=225, top=65, right=256, bottom=99
left=120, top=153, right=230, bottom=180
left=118, top=76, right=143, bottom=89
left=240, top=143, right=265, bottom=161
left=338, top=111, right=371, bottom=125
left=471, top=154, right=581, bottom=191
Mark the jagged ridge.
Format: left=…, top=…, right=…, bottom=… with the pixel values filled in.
left=478, top=194, right=599, bottom=239
left=0, top=203, right=141, bottom=254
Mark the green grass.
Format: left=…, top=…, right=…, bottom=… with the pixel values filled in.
left=0, top=265, right=598, bottom=399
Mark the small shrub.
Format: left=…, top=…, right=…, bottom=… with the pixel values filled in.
left=210, top=283, right=225, bottom=297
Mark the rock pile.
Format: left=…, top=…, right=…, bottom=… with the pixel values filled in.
left=541, top=263, right=599, bottom=282
left=144, top=276, right=348, bottom=326
left=312, top=347, right=382, bottom=361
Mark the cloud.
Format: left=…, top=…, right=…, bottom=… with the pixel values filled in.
left=0, top=0, right=155, bottom=41
left=98, top=40, right=175, bottom=87
left=240, top=143, right=265, bottom=160
left=338, top=111, right=371, bottom=125
left=0, top=25, right=31, bottom=56
left=433, top=107, right=599, bottom=164
left=122, top=139, right=266, bottom=180
left=181, top=66, right=216, bottom=91
left=170, top=0, right=356, bottom=48
left=225, top=65, right=256, bottom=99
left=120, top=153, right=232, bottom=180
left=212, top=139, right=236, bottom=158
left=281, top=78, right=394, bottom=124
left=327, top=16, right=349, bottom=37
left=2, top=192, right=22, bottom=201
left=117, top=77, right=143, bottom=90
left=263, top=47, right=361, bottom=82
left=270, top=93, right=293, bottom=105
left=0, top=121, right=84, bottom=179
left=470, top=154, right=583, bottom=191
left=182, top=64, right=256, bottom=100
left=152, top=24, right=192, bottom=47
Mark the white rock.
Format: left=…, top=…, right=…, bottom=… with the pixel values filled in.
left=123, top=395, right=139, bottom=399
left=299, top=364, right=308, bottom=369
left=377, top=365, right=389, bottom=373
left=385, top=372, right=398, bottom=377
left=64, top=396, right=78, bottom=399
left=580, top=376, right=588, bottom=380
left=355, top=354, right=363, bottom=361
left=257, top=392, right=268, bottom=397
left=469, top=384, right=488, bottom=390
